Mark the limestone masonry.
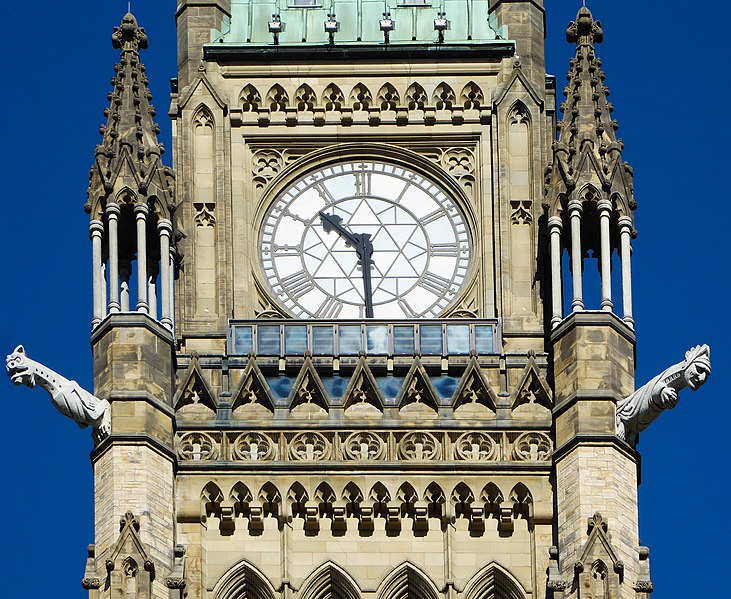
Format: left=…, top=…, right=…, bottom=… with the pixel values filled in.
left=5, top=2, right=712, bottom=598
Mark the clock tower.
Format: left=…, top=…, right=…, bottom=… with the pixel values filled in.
left=49, top=2, right=708, bottom=599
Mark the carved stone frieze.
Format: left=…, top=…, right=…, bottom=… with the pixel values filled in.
left=177, top=431, right=219, bottom=461
left=232, top=432, right=276, bottom=461
left=454, top=432, right=497, bottom=461
left=288, top=431, right=331, bottom=461
left=175, top=429, right=552, bottom=464
left=512, top=432, right=552, bottom=461
left=343, top=431, right=386, bottom=461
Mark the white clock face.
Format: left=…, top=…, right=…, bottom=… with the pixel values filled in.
left=260, top=160, right=471, bottom=319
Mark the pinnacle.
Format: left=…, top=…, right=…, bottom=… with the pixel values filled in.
left=86, top=13, right=174, bottom=218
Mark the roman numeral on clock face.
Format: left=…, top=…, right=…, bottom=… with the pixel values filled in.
left=354, top=171, right=371, bottom=196
left=420, top=209, right=445, bottom=226
left=314, top=296, right=343, bottom=318
left=429, top=243, right=458, bottom=257
left=419, top=272, right=452, bottom=296
left=280, top=270, right=315, bottom=299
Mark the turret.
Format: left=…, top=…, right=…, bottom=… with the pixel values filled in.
left=86, top=12, right=177, bottom=330
left=544, top=6, right=636, bottom=328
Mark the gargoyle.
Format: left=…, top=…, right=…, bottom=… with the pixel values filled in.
left=616, top=344, right=711, bottom=445
left=6, top=345, right=110, bottom=442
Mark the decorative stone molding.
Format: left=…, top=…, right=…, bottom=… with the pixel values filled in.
left=177, top=432, right=219, bottom=461
left=617, top=344, right=711, bottom=445
left=512, top=432, right=552, bottom=461
left=6, top=345, right=111, bottom=442
left=175, top=429, right=552, bottom=464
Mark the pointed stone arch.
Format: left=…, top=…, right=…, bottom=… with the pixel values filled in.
left=173, top=357, right=217, bottom=417
left=451, top=482, right=476, bottom=520
left=433, top=82, right=456, bottom=110
left=349, top=83, right=372, bottom=110
left=460, top=81, right=484, bottom=109
left=509, top=482, right=533, bottom=522
left=201, top=481, right=225, bottom=519
left=314, top=482, right=337, bottom=519
left=257, top=482, right=282, bottom=522
left=107, top=512, right=155, bottom=599
left=452, top=357, right=498, bottom=417
left=377, top=82, right=400, bottom=110
left=212, top=558, right=277, bottom=599
left=462, top=562, right=528, bottom=599
left=396, top=360, right=439, bottom=417
left=342, top=357, right=385, bottom=418
left=508, top=100, right=531, bottom=125
left=405, top=82, right=428, bottom=110
left=295, top=83, right=317, bottom=112
left=322, top=83, right=345, bottom=111
left=288, top=357, right=330, bottom=417
left=230, top=357, right=275, bottom=418
left=510, top=356, right=552, bottom=416
left=299, top=562, right=361, bottom=599
left=240, top=84, right=261, bottom=112
left=378, top=562, right=440, bottom=599
left=266, top=84, right=289, bottom=111
left=192, top=103, right=215, bottom=129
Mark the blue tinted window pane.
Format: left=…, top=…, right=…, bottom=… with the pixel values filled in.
left=393, top=326, right=415, bottom=355
left=233, top=326, right=253, bottom=354
left=338, top=326, right=361, bottom=355
left=446, top=325, right=470, bottom=354
left=475, top=325, right=494, bottom=354
left=420, top=325, right=443, bottom=355
left=284, top=325, right=308, bottom=354
left=312, top=327, right=334, bottom=355
left=257, top=325, right=281, bottom=355
left=366, top=326, right=389, bottom=354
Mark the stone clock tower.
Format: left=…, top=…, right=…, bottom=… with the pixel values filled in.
left=4, top=2, right=712, bottom=599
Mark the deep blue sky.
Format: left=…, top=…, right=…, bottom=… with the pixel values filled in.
left=1, top=2, right=728, bottom=596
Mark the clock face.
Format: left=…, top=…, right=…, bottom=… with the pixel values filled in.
left=260, top=160, right=471, bottom=319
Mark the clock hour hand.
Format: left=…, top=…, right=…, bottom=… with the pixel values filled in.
left=318, top=211, right=375, bottom=318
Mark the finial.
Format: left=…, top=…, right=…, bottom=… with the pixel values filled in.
left=566, top=6, right=603, bottom=46
left=112, top=12, right=148, bottom=52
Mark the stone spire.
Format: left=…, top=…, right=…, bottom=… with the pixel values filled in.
left=544, top=7, right=636, bottom=216
left=544, top=7, right=637, bottom=327
left=86, top=12, right=174, bottom=218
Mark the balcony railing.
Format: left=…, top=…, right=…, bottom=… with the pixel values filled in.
left=228, top=319, right=499, bottom=358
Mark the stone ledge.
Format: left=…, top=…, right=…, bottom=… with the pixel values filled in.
left=552, top=434, right=638, bottom=464
left=91, top=312, right=175, bottom=346
left=91, top=434, right=177, bottom=465
left=550, top=311, right=636, bottom=346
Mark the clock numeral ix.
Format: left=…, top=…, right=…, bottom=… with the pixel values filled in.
left=280, top=270, right=314, bottom=299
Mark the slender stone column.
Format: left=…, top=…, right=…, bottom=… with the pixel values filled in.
left=135, top=204, right=149, bottom=313
left=106, top=203, right=121, bottom=313
left=90, top=220, right=105, bottom=327
left=618, top=216, right=634, bottom=328
left=598, top=199, right=613, bottom=312
left=548, top=216, right=564, bottom=327
left=568, top=199, right=584, bottom=311
left=158, top=219, right=173, bottom=329
left=119, top=260, right=131, bottom=312
left=147, top=260, right=159, bottom=320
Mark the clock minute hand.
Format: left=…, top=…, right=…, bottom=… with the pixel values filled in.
left=318, top=211, right=375, bottom=318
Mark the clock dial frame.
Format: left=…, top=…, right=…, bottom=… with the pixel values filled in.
left=260, top=160, right=471, bottom=319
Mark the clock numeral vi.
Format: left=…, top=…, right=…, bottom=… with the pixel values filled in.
left=281, top=270, right=315, bottom=299
left=419, top=272, right=453, bottom=297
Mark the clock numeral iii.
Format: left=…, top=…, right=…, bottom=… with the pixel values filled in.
left=430, top=243, right=458, bottom=257
left=354, top=171, right=371, bottom=196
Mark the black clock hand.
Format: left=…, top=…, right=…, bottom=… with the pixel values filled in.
left=319, top=211, right=375, bottom=318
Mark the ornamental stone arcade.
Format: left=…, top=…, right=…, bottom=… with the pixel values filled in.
left=5, top=3, right=712, bottom=599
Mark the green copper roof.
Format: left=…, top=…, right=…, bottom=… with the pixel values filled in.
left=214, top=0, right=506, bottom=46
